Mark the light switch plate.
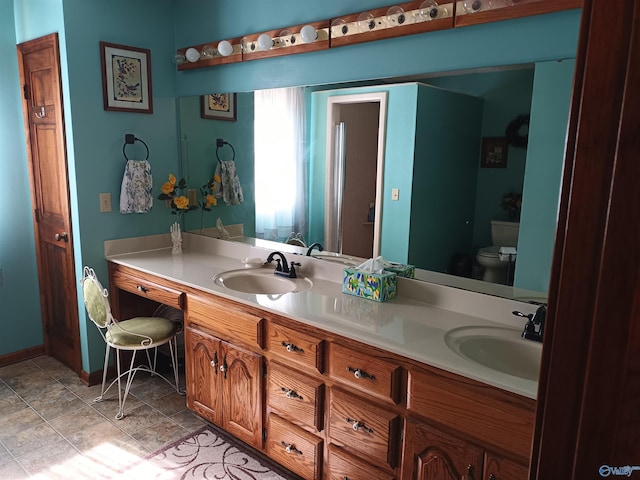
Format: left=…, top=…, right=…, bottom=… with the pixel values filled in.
left=391, top=188, right=399, bottom=201
left=99, top=193, right=112, bottom=212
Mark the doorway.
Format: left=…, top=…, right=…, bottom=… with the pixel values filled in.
left=324, top=92, right=388, bottom=258
left=17, top=33, right=81, bottom=373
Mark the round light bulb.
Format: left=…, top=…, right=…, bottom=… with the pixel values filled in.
left=386, top=6, right=406, bottom=26
left=173, top=53, right=186, bottom=65
left=217, top=40, right=233, bottom=56
left=357, top=12, right=376, bottom=33
left=257, top=33, right=273, bottom=51
left=185, top=47, right=200, bottom=63
left=200, top=44, right=216, bottom=59
left=331, top=18, right=349, bottom=37
left=300, top=25, right=317, bottom=44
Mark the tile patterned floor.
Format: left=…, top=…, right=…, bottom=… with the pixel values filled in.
left=0, top=355, right=206, bottom=479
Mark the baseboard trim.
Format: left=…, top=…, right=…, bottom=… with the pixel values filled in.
left=0, top=345, right=45, bottom=367
left=81, top=365, right=117, bottom=386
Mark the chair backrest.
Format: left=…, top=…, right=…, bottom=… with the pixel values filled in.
left=81, top=266, right=112, bottom=329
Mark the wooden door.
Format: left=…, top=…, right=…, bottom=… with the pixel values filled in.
left=221, top=339, right=263, bottom=449
left=402, top=420, right=483, bottom=480
left=16, top=33, right=80, bottom=373
left=532, top=0, right=640, bottom=477
left=185, top=327, right=222, bottom=425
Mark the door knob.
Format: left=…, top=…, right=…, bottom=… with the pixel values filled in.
left=54, top=232, right=68, bottom=242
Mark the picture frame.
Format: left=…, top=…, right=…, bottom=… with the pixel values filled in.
left=480, top=137, right=509, bottom=168
left=201, top=93, right=237, bottom=121
left=100, top=41, right=153, bottom=114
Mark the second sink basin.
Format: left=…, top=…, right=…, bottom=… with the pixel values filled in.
left=444, top=326, right=542, bottom=381
left=214, top=267, right=313, bottom=295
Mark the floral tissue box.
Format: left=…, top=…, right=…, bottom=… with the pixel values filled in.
left=384, top=262, right=415, bottom=279
left=342, top=268, right=397, bottom=302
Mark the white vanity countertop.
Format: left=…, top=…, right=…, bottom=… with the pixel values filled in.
left=105, top=233, right=541, bottom=399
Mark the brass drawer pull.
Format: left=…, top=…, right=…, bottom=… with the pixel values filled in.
left=281, top=341, right=304, bottom=353
left=136, top=285, right=149, bottom=293
left=345, top=417, right=374, bottom=434
left=280, top=441, right=303, bottom=455
left=280, top=387, right=303, bottom=400
left=347, top=366, right=375, bottom=380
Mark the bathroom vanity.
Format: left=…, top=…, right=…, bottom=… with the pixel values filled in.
left=106, top=233, right=541, bottom=480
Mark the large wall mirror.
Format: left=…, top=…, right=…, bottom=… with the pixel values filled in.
left=178, top=58, right=575, bottom=303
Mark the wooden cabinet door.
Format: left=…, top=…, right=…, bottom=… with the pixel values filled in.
left=221, top=339, right=264, bottom=449
left=402, top=419, right=483, bottom=480
left=185, top=327, right=222, bottom=426
left=483, top=453, right=528, bottom=480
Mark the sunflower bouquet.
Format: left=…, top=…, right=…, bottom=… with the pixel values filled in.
left=158, top=174, right=198, bottom=215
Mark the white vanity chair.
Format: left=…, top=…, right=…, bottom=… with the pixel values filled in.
left=476, top=220, right=520, bottom=284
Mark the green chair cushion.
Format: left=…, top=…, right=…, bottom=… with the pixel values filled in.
left=83, top=279, right=108, bottom=327
left=106, top=317, right=180, bottom=347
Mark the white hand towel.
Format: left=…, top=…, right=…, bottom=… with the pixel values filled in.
left=119, top=159, right=153, bottom=214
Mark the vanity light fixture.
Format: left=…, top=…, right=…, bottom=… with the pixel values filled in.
left=462, top=0, right=485, bottom=13
left=419, top=0, right=447, bottom=20
left=356, top=12, right=376, bottom=33
left=173, top=52, right=187, bottom=65
left=217, top=40, right=234, bottom=56
left=185, top=47, right=201, bottom=63
left=277, top=30, right=295, bottom=47
left=200, top=44, right=216, bottom=59
left=386, top=6, right=407, bottom=26
left=331, top=18, right=349, bottom=37
left=257, top=33, right=274, bottom=51
left=300, top=24, right=318, bottom=43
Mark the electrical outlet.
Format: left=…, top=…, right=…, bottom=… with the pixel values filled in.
left=99, top=193, right=112, bottom=212
left=391, top=188, right=400, bottom=201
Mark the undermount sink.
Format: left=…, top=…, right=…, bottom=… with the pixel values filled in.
left=444, top=326, right=542, bottom=381
left=213, top=267, right=313, bottom=295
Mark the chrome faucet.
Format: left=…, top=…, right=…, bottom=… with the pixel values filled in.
left=306, top=242, right=324, bottom=256
left=513, top=305, right=546, bottom=342
left=266, top=251, right=300, bottom=279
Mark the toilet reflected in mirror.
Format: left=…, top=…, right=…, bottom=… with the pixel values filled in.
left=476, top=220, right=520, bottom=284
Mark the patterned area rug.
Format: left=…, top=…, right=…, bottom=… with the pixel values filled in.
left=115, top=425, right=300, bottom=480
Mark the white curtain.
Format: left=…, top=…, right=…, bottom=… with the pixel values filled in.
left=254, top=87, right=307, bottom=243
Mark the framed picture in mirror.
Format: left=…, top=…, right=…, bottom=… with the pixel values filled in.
left=481, top=137, right=508, bottom=168
left=201, top=93, right=237, bottom=121
left=100, top=41, right=153, bottom=114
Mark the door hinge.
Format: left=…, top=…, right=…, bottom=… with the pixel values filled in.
left=34, top=209, right=40, bottom=223
left=263, top=362, right=267, bottom=378
left=23, top=84, right=30, bottom=100
left=262, top=428, right=267, bottom=442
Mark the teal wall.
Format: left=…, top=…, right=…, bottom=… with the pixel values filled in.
left=515, top=59, right=575, bottom=292
left=423, top=68, right=535, bottom=253
left=408, top=85, right=483, bottom=273
left=179, top=93, right=256, bottom=236
left=309, top=84, right=419, bottom=259
left=2, top=1, right=580, bottom=371
left=0, top=0, right=44, bottom=356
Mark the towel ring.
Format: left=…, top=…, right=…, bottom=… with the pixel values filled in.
left=123, top=133, right=149, bottom=161
left=216, top=138, right=235, bottom=162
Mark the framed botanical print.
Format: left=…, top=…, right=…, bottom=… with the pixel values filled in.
left=100, top=41, right=153, bottom=114
left=201, top=93, right=237, bottom=121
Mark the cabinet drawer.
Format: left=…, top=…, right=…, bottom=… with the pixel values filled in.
left=267, top=322, right=325, bottom=373
left=111, top=270, right=184, bottom=310
left=328, top=388, right=401, bottom=469
left=329, top=342, right=403, bottom=404
left=268, top=361, right=324, bottom=431
left=188, top=294, right=264, bottom=349
left=407, top=366, right=535, bottom=460
left=267, top=413, right=323, bottom=480
left=328, top=445, right=395, bottom=480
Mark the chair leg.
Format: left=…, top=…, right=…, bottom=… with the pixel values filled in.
left=94, top=343, right=111, bottom=403
left=168, top=338, right=184, bottom=395
left=116, top=350, right=138, bottom=420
